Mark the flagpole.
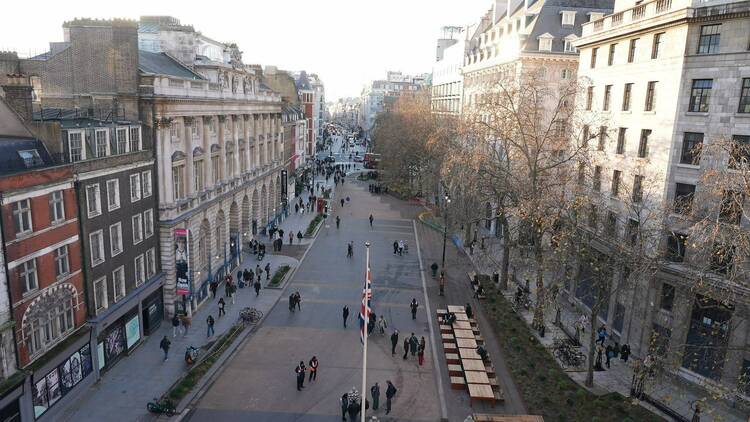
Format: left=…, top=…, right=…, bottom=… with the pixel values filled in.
left=361, top=241, right=370, bottom=422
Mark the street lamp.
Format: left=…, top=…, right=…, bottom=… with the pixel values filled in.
left=441, top=194, right=451, bottom=270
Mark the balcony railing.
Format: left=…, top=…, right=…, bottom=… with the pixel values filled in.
left=142, top=76, right=281, bottom=103
left=582, top=0, right=685, bottom=36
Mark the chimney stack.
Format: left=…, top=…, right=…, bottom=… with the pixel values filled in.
left=2, top=74, right=33, bottom=122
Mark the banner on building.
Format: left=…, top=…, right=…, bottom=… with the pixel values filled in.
left=175, top=228, right=191, bottom=295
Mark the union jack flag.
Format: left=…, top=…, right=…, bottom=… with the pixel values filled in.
left=359, top=267, right=372, bottom=345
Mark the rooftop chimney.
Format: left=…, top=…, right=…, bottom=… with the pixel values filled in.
left=1, top=74, right=33, bottom=122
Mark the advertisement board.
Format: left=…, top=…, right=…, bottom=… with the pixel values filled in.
left=175, top=228, right=191, bottom=295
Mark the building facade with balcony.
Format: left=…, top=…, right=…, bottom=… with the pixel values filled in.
left=574, top=0, right=750, bottom=401
left=137, top=17, right=286, bottom=317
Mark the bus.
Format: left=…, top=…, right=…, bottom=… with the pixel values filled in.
left=364, top=153, right=381, bottom=169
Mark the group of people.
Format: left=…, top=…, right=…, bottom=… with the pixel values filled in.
left=294, top=356, right=319, bottom=390
left=398, top=332, right=427, bottom=366
left=340, top=380, right=397, bottom=420
left=288, top=291, right=302, bottom=312
left=591, top=323, right=632, bottom=371
left=392, top=240, right=408, bottom=255
left=248, top=239, right=267, bottom=260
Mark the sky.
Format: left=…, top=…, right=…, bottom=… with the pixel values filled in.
left=0, top=0, right=489, bottom=101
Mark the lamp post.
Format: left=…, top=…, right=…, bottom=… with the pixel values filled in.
left=441, top=194, right=451, bottom=270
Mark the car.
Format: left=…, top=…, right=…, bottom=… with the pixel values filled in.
left=354, top=156, right=364, bottom=162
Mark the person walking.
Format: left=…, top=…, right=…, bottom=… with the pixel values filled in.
left=370, top=382, right=380, bottom=411
left=172, top=313, right=181, bottom=337
left=409, top=333, right=418, bottom=357
left=289, top=232, right=294, bottom=245
left=289, top=294, right=296, bottom=312
left=342, top=305, right=350, bottom=328
left=340, top=392, right=349, bottom=421
left=256, top=264, right=262, bottom=280
left=295, top=292, right=302, bottom=311
left=181, top=314, right=191, bottom=336
left=398, top=240, right=404, bottom=256
left=418, top=336, right=426, bottom=366
left=336, top=216, right=341, bottom=229
left=308, top=356, right=318, bottom=382
left=377, top=315, right=387, bottom=335
left=206, top=314, right=215, bottom=337
left=465, top=303, right=474, bottom=319
left=410, top=298, right=418, bottom=320
left=218, top=297, right=226, bottom=317
left=402, top=337, right=410, bottom=360
left=390, top=330, right=399, bottom=355
left=392, top=240, right=398, bottom=254
left=253, top=279, right=261, bottom=296
left=346, top=242, right=353, bottom=258
left=224, top=276, right=232, bottom=297
left=340, top=198, right=345, bottom=207
left=439, top=272, right=445, bottom=296
left=159, top=335, right=171, bottom=361
left=596, top=325, right=608, bottom=346
left=385, top=380, right=397, bottom=415
left=295, top=361, right=306, bottom=391
left=265, top=263, right=271, bottom=280
left=229, top=281, right=236, bottom=305
left=369, top=214, right=374, bottom=227
left=209, top=280, right=218, bottom=298
left=605, top=344, right=613, bottom=368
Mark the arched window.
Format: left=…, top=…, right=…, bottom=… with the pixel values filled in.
left=23, top=285, right=77, bottom=357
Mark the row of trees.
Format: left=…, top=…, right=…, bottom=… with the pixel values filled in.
left=373, top=72, right=749, bottom=405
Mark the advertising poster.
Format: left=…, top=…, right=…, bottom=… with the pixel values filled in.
left=125, top=315, right=141, bottom=349
left=174, top=228, right=190, bottom=295
left=97, top=342, right=105, bottom=371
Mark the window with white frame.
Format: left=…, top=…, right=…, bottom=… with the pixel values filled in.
left=194, top=160, right=204, bottom=191
left=49, top=190, right=65, bottom=224
left=94, top=277, right=108, bottom=313
left=86, top=184, right=101, bottom=217
left=130, top=173, right=141, bottom=202
left=142, top=170, right=152, bottom=197
left=561, top=11, right=576, bottom=26
left=106, top=179, right=120, bottom=211
left=23, top=292, right=75, bottom=356
left=54, top=245, right=70, bottom=278
left=561, top=69, right=572, bottom=79
left=538, top=35, right=553, bottom=52
left=144, top=209, right=154, bottom=238
left=564, top=39, right=577, bottom=53
left=132, top=214, right=143, bottom=244
left=129, top=127, right=141, bottom=152
left=112, top=266, right=125, bottom=302
left=146, top=248, right=156, bottom=277
left=19, top=258, right=38, bottom=294
left=13, top=199, right=32, bottom=235
left=110, top=222, right=123, bottom=257
left=90, top=230, right=105, bottom=266
left=172, top=165, right=185, bottom=200
left=170, top=123, right=181, bottom=143
left=135, top=254, right=145, bottom=286
left=116, top=128, right=128, bottom=154
left=95, top=129, right=108, bottom=158
left=68, top=131, right=84, bottom=162
left=211, top=155, right=220, bottom=184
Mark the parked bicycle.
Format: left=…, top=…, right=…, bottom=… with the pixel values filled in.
left=552, top=338, right=587, bottom=368
left=146, top=397, right=176, bottom=416
left=239, top=307, right=263, bottom=325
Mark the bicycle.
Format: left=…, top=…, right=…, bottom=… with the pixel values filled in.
left=147, top=397, right=176, bottom=416
left=552, top=338, right=587, bottom=368
left=239, top=307, right=263, bottom=324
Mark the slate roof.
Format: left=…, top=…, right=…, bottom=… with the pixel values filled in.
left=138, top=50, right=204, bottom=80
left=0, top=136, right=54, bottom=174
left=295, top=71, right=312, bottom=90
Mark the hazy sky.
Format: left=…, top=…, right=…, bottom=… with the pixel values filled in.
left=0, top=0, right=489, bottom=101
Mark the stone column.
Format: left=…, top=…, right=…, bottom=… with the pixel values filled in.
left=666, top=288, right=694, bottom=368
left=233, top=116, right=241, bottom=178
left=204, top=116, right=215, bottom=188
left=156, top=117, right=174, bottom=204
left=720, top=309, right=748, bottom=387
left=184, top=117, right=195, bottom=197
left=217, top=115, right=226, bottom=183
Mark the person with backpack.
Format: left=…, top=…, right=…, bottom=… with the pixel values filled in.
left=218, top=297, right=226, bottom=317
left=206, top=314, right=215, bottom=337
left=385, top=380, right=397, bottom=414
left=370, top=382, right=380, bottom=410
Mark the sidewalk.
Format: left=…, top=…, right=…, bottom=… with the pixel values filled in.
left=59, top=185, right=333, bottom=422
left=465, top=237, right=746, bottom=422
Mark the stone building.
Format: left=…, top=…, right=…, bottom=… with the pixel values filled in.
left=262, top=66, right=308, bottom=175
left=432, top=26, right=470, bottom=115
left=295, top=71, right=317, bottom=157
left=359, top=72, right=429, bottom=137
left=574, top=0, right=750, bottom=401
left=136, top=16, right=286, bottom=316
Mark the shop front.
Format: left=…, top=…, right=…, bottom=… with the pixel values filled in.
left=96, top=309, right=141, bottom=374
left=141, top=288, right=164, bottom=336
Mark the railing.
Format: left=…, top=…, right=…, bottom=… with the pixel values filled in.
left=656, top=0, right=672, bottom=13
left=612, top=12, right=624, bottom=26
left=582, top=0, right=682, bottom=35
left=632, top=4, right=647, bottom=20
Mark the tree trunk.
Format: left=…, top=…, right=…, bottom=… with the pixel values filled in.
left=500, top=217, right=510, bottom=291
left=533, top=239, right=545, bottom=329
left=585, top=301, right=600, bottom=387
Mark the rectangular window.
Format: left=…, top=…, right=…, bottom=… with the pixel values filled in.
left=144, top=209, right=154, bottom=238
left=652, top=33, right=664, bottom=59
left=603, top=85, right=612, bottom=111
left=577, top=162, right=586, bottom=185
left=116, top=128, right=128, bottom=154
left=730, top=135, right=750, bottom=169
left=68, top=131, right=83, bottom=162
left=86, top=184, right=101, bottom=217
left=611, top=170, right=622, bottom=196
left=129, top=127, right=140, bottom=152
left=627, top=219, right=639, bottom=246
left=698, top=24, right=721, bottom=54
left=54, top=245, right=70, bottom=278
left=561, top=11, right=576, bottom=26
left=142, top=170, right=152, bottom=197
left=608, top=44, right=616, bottom=66
left=110, top=223, right=123, bottom=256
left=90, top=230, right=105, bottom=266
left=112, top=266, right=125, bottom=302
left=616, top=128, right=627, bottom=154
left=719, top=190, right=743, bottom=225
left=95, top=130, right=108, bottom=158
left=681, top=132, right=704, bottom=165
left=194, top=160, right=204, bottom=191
left=586, top=87, right=593, bottom=110
left=632, top=175, right=644, bottom=203
left=605, top=211, right=617, bottom=237
left=212, top=155, right=220, bottom=184
left=674, top=183, right=696, bottom=214
left=622, top=83, right=632, bottom=111
left=598, top=126, right=607, bottom=151
left=13, top=199, right=32, bottom=234
left=130, top=173, right=141, bottom=202
left=106, top=179, right=120, bottom=211
left=132, top=214, right=143, bottom=244
left=628, top=39, right=638, bottom=63
left=638, top=129, right=651, bottom=158
left=660, top=283, right=675, bottom=311
left=135, top=255, right=145, bottom=287
left=564, top=40, right=576, bottom=53
left=666, top=232, right=688, bottom=262
left=146, top=248, right=157, bottom=278
left=49, top=191, right=65, bottom=224
left=689, top=79, right=712, bottom=112
left=740, top=79, right=750, bottom=114
left=94, top=277, right=108, bottom=313
left=593, top=166, right=602, bottom=192
left=590, top=47, right=598, bottom=68
left=588, top=205, right=598, bottom=230
left=172, top=165, right=185, bottom=200
left=645, top=81, right=657, bottom=111
left=19, top=259, right=38, bottom=294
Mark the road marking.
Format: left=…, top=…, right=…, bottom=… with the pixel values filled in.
left=291, top=282, right=422, bottom=292
left=413, top=220, right=449, bottom=421
left=290, top=298, right=415, bottom=308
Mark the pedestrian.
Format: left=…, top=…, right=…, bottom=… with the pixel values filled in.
left=340, top=198, right=345, bottom=207
left=369, top=214, right=374, bottom=227
left=595, top=345, right=604, bottom=371
left=230, top=281, right=236, bottom=305
left=398, top=240, right=404, bottom=256
left=172, top=313, right=181, bottom=337
left=206, top=314, right=215, bottom=337
left=340, top=392, right=349, bottom=421
left=402, top=337, right=409, bottom=360
left=606, top=344, right=613, bottom=368
left=181, top=314, right=191, bottom=336
left=265, top=262, right=271, bottom=280
left=209, top=280, right=218, bottom=298
left=621, top=344, right=631, bottom=362
left=410, top=298, right=418, bottom=320
left=336, top=215, right=341, bottom=229
left=254, top=279, right=261, bottom=296
left=439, top=272, right=445, bottom=296
left=409, top=333, right=418, bottom=356
left=289, top=294, right=296, bottom=312
left=418, top=336, right=426, bottom=366
left=371, top=382, right=380, bottom=411
left=159, top=335, right=171, bottom=361
left=295, top=292, right=302, bottom=311
left=289, top=232, right=294, bottom=244
left=237, top=270, right=243, bottom=287
left=465, top=303, right=473, bottom=319
left=392, top=240, right=398, bottom=254
left=308, top=356, right=318, bottom=381
left=596, top=325, right=608, bottom=346
left=295, top=203, right=299, bottom=214
left=613, top=342, right=621, bottom=358
left=225, top=278, right=231, bottom=297
left=377, top=315, right=388, bottom=335
left=343, top=305, right=350, bottom=328
left=218, top=297, right=226, bottom=317
left=385, top=380, right=397, bottom=415
left=295, top=361, right=306, bottom=390
left=347, top=242, right=353, bottom=258
left=391, top=329, right=399, bottom=355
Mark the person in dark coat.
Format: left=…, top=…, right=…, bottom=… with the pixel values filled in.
left=265, top=262, right=271, bottom=280
left=371, top=382, right=380, bottom=410
left=385, top=380, right=397, bottom=414
left=393, top=241, right=398, bottom=254
left=308, top=356, right=318, bottom=382
left=402, top=337, right=410, bottom=360
left=289, top=294, right=296, bottom=312
left=409, top=333, right=419, bottom=356
left=410, top=299, right=418, bottom=320
left=340, top=393, right=348, bottom=421
left=159, top=335, right=171, bottom=361
left=390, top=329, right=399, bottom=355
left=218, top=298, right=226, bottom=317
left=620, top=344, right=631, bottom=362
left=465, top=303, right=474, bottom=319
left=605, top=345, right=613, bottom=368
left=342, top=305, right=350, bottom=328
left=253, top=279, right=261, bottom=296
left=295, top=361, right=306, bottom=390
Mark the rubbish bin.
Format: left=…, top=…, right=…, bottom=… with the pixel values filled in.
left=492, top=272, right=499, bottom=284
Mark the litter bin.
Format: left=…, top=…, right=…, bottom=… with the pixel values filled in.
left=492, top=272, right=499, bottom=284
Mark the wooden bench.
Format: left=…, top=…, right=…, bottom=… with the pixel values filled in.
left=436, top=309, right=447, bottom=317
left=441, top=333, right=455, bottom=343
left=445, top=353, right=460, bottom=365
left=475, top=335, right=485, bottom=344
left=489, top=377, right=500, bottom=390
left=439, top=324, right=452, bottom=334
left=444, top=342, right=457, bottom=353
left=450, top=376, right=466, bottom=390
left=472, top=283, right=487, bottom=300
left=447, top=364, right=463, bottom=376
left=485, top=366, right=496, bottom=378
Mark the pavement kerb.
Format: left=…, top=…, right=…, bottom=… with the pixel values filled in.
left=264, top=261, right=296, bottom=290
left=174, top=206, right=326, bottom=421
left=413, top=219, right=449, bottom=422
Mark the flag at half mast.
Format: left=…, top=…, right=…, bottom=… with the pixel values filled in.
left=359, top=266, right=372, bottom=344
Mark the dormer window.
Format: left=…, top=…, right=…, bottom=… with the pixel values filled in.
left=561, top=11, right=577, bottom=26
left=564, top=34, right=578, bottom=53
left=538, top=33, right=554, bottom=52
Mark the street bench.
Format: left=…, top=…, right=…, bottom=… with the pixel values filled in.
left=441, top=333, right=455, bottom=343
left=439, top=324, right=452, bottom=334
left=444, top=342, right=457, bottom=353
left=446, top=353, right=460, bottom=365
left=448, top=364, right=463, bottom=376
left=436, top=309, right=447, bottom=318
left=450, top=376, right=466, bottom=390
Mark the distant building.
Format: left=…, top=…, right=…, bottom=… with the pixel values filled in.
left=432, top=26, right=470, bottom=115
left=262, top=66, right=307, bottom=176
left=360, top=71, right=430, bottom=136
